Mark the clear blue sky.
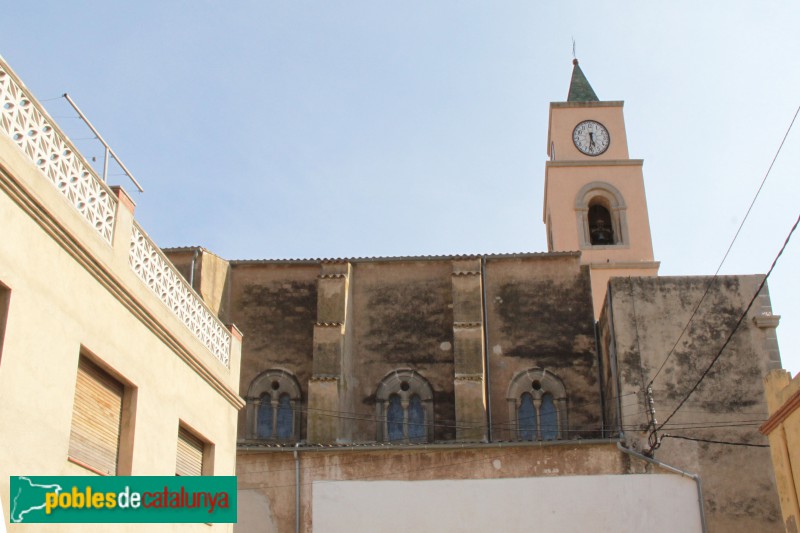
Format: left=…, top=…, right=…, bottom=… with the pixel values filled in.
left=3, top=2, right=799, bottom=377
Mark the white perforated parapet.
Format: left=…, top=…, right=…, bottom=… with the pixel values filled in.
left=129, top=224, right=231, bottom=367
left=0, top=61, right=117, bottom=244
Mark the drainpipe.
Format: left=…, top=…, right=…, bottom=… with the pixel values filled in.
left=294, top=444, right=301, bottom=533
left=480, top=256, right=493, bottom=442
left=616, top=441, right=707, bottom=533
left=607, top=289, right=624, bottom=441
left=189, top=248, right=199, bottom=289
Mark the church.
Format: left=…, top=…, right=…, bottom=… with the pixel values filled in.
left=0, top=51, right=785, bottom=532
left=165, top=61, right=783, bottom=532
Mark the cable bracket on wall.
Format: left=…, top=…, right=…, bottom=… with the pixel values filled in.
left=645, top=385, right=661, bottom=456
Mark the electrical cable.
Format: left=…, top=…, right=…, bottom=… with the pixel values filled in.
left=661, top=434, right=769, bottom=448
left=239, top=418, right=768, bottom=479
left=648, top=104, right=800, bottom=387
left=248, top=391, right=638, bottom=432
left=657, top=210, right=800, bottom=431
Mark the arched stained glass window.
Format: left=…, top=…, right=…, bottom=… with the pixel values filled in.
left=375, top=370, right=434, bottom=443
left=276, top=394, right=293, bottom=439
left=257, top=394, right=273, bottom=439
left=387, top=395, right=404, bottom=442
left=518, top=393, right=537, bottom=441
left=507, top=368, right=567, bottom=442
left=247, top=369, right=302, bottom=442
left=540, top=393, right=558, bottom=441
left=407, top=394, right=425, bottom=442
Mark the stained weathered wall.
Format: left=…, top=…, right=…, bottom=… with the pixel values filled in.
left=230, top=253, right=602, bottom=446
left=236, top=442, right=668, bottom=533
left=485, top=254, right=601, bottom=440
left=603, top=276, right=782, bottom=533
left=351, top=260, right=455, bottom=442
left=229, top=262, right=318, bottom=441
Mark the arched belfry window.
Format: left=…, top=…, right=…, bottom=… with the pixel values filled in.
left=375, top=370, right=434, bottom=443
left=246, top=369, right=301, bottom=442
left=507, top=368, right=567, bottom=441
left=575, top=182, right=628, bottom=248
left=588, top=202, right=614, bottom=245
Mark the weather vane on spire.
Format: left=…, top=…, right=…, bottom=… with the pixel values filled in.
left=572, top=37, right=576, bottom=60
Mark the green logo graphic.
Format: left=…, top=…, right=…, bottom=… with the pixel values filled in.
left=9, top=476, right=237, bottom=523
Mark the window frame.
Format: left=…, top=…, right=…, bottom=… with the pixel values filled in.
left=574, top=181, right=629, bottom=249
left=246, top=369, right=302, bottom=442
left=506, top=368, right=567, bottom=441
left=375, top=369, right=434, bottom=443
left=176, top=424, right=213, bottom=476
left=67, top=354, right=136, bottom=476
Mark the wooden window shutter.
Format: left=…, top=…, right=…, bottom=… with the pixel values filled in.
left=68, top=357, right=123, bottom=475
left=176, top=427, right=204, bottom=476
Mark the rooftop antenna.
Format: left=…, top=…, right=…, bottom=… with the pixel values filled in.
left=62, top=93, right=144, bottom=193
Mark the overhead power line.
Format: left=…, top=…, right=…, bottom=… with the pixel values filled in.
left=648, top=103, right=800, bottom=387
left=662, top=434, right=769, bottom=448
left=249, top=392, right=639, bottom=432
left=657, top=211, right=800, bottom=432
left=239, top=419, right=769, bottom=479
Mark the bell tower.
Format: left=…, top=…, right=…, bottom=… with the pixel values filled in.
left=543, top=60, right=659, bottom=317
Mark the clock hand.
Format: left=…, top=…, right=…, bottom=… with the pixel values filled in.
left=589, top=132, right=595, bottom=148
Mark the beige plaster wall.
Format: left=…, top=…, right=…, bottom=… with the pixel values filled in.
left=543, top=163, right=655, bottom=261
left=313, top=474, right=701, bottom=533
left=0, top=131, right=242, bottom=531
left=547, top=101, right=629, bottom=161
left=199, top=250, right=232, bottom=321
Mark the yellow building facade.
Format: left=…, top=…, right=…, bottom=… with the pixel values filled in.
left=762, top=369, right=800, bottom=532
left=0, top=56, right=244, bottom=531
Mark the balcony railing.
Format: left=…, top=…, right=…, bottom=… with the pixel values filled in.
left=0, top=58, right=117, bottom=243
left=0, top=56, right=231, bottom=368
left=130, top=223, right=231, bottom=367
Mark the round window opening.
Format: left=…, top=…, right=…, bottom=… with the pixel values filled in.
left=271, top=380, right=280, bottom=391
left=532, top=380, right=542, bottom=391
left=400, top=381, right=410, bottom=392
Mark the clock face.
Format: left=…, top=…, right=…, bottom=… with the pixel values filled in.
left=573, top=120, right=610, bottom=156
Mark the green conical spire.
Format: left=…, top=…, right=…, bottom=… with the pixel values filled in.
left=567, top=59, right=599, bottom=102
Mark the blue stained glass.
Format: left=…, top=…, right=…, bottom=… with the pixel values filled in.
left=276, top=394, right=293, bottom=439
left=387, top=395, right=404, bottom=441
left=407, top=395, right=425, bottom=442
left=518, top=393, right=537, bottom=441
left=540, top=393, right=558, bottom=441
left=257, top=395, right=273, bottom=438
